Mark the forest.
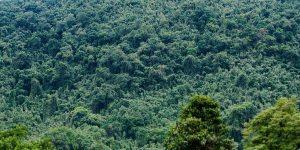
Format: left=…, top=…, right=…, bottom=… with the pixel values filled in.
left=0, top=0, right=299, bottom=149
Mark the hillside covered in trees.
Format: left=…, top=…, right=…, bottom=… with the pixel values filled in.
left=0, top=0, right=299, bottom=149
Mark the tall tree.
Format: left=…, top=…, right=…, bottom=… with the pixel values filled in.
left=165, top=95, right=235, bottom=150
left=243, top=97, right=300, bottom=150
left=0, top=125, right=55, bottom=150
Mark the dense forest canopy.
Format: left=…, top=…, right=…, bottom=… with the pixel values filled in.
left=0, top=0, right=299, bottom=149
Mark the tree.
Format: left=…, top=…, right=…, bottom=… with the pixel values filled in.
left=30, top=78, right=43, bottom=97
left=243, top=97, right=300, bottom=150
left=45, top=127, right=85, bottom=150
left=225, top=102, right=258, bottom=149
left=165, top=95, right=235, bottom=150
left=45, top=126, right=107, bottom=150
left=182, top=55, right=197, bottom=74
left=0, top=125, right=55, bottom=150
left=70, top=107, right=103, bottom=127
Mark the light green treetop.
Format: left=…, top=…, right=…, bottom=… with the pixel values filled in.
left=243, top=97, right=300, bottom=150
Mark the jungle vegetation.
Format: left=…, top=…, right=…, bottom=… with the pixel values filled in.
left=0, top=0, right=299, bottom=149
left=165, top=95, right=235, bottom=150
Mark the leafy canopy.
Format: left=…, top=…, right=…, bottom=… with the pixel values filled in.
left=0, top=125, right=55, bottom=150
left=243, top=97, right=300, bottom=150
left=165, top=95, right=235, bottom=150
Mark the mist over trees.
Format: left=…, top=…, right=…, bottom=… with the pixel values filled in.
left=0, top=0, right=299, bottom=149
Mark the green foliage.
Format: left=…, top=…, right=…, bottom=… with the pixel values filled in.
left=0, top=0, right=299, bottom=149
left=0, top=125, right=55, bottom=150
left=45, top=127, right=87, bottom=150
left=45, top=126, right=108, bottom=150
left=70, top=107, right=103, bottom=127
left=225, top=102, right=258, bottom=149
left=165, top=95, right=235, bottom=150
left=243, top=97, right=300, bottom=150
